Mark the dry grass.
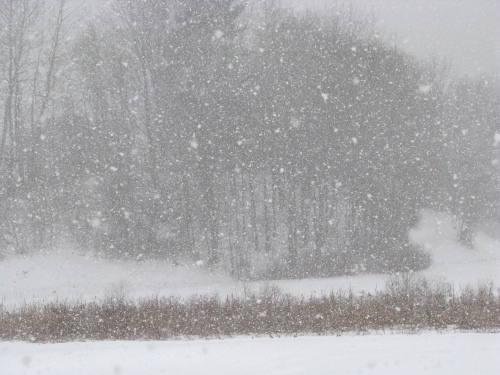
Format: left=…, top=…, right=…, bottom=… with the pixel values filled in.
left=1, top=274, right=498, bottom=342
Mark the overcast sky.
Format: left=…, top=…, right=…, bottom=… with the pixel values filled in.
left=82, top=0, right=499, bottom=78
left=287, top=0, right=500, bottom=78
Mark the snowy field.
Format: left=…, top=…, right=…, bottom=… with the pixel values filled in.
left=1, top=210, right=498, bottom=309
left=2, top=332, right=499, bottom=375
left=1, top=211, right=499, bottom=374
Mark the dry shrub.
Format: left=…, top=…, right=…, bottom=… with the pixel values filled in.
left=255, top=244, right=431, bottom=281
left=1, top=276, right=498, bottom=342
left=259, top=254, right=347, bottom=280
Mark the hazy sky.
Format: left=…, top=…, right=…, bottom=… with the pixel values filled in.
left=287, top=0, right=500, bottom=77
left=82, top=0, right=499, bottom=78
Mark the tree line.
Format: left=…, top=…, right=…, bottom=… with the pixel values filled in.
left=0, top=0, right=498, bottom=279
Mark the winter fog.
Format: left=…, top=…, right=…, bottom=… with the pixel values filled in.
left=1, top=0, right=499, bottom=374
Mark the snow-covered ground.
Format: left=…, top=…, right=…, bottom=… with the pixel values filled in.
left=1, top=210, right=499, bottom=374
left=2, top=332, right=499, bottom=375
left=0, top=210, right=499, bottom=309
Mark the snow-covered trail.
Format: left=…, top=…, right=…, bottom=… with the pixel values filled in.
left=2, top=332, right=499, bottom=375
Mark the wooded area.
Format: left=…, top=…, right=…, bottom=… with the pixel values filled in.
left=0, top=0, right=498, bottom=279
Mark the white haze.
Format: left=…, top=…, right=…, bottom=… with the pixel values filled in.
left=289, top=0, right=500, bottom=77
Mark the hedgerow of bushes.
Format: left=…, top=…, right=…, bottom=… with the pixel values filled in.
left=1, top=274, right=498, bottom=342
